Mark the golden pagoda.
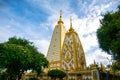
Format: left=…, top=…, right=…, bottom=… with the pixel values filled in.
left=47, top=11, right=86, bottom=72
left=61, top=17, right=86, bottom=72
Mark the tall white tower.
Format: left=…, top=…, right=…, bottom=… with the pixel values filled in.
left=47, top=10, right=66, bottom=70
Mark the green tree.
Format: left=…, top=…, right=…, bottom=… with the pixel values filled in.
left=29, top=77, right=38, bottom=80
left=97, top=6, right=120, bottom=70
left=0, top=37, right=49, bottom=80
left=48, top=69, right=66, bottom=80
left=0, top=72, right=8, bottom=80
left=111, top=62, right=120, bottom=72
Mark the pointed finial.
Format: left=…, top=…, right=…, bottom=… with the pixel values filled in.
left=58, top=10, right=63, bottom=24
left=59, top=9, right=62, bottom=21
left=94, top=60, right=96, bottom=64
left=92, top=60, right=98, bottom=69
left=69, top=16, right=74, bottom=31
left=100, top=62, right=105, bottom=71
left=60, top=10, right=62, bottom=20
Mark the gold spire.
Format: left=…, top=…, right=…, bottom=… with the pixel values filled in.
left=58, top=10, right=64, bottom=24
left=60, top=10, right=62, bottom=21
left=70, top=16, right=72, bottom=29
left=69, top=16, right=74, bottom=31
left=91, top=60, right=98, bottom=69
left=94, top=60, right=96, bottom=65
left=100, top=62, right=106, bottom=71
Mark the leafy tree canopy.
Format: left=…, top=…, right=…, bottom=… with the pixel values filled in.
left=0, top=37, right=49, bottom=80
left=97, top=6, right=120, bottom=61
left=111, top=62, right=120, bottom=72
left=97, top=6, right=120, bottom=70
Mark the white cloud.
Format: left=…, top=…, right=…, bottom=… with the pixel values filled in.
left=31, top=39, right=50, bottom=56
left=0, top=27, right=13, bottom=42
left=86, top=50, right=111, bottom=66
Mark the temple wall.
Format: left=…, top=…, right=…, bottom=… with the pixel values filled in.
left=22, top=69, right=120, bottom=80
left=22, top=70, right=100, bottom=80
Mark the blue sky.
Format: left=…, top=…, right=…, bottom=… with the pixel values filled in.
left=0, top=0, right=120, bottom=66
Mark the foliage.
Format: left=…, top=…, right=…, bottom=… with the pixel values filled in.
left=0, top=72, right=8, bottom=80
left=0, top=37, right=49, bottom=80
left=111, top=62, right=120, bottom=72
left=97, top=6, right=120, bottom=71
left=29, top=77, right=38, bottom=80
left=48, top=69, right=66, bottom=80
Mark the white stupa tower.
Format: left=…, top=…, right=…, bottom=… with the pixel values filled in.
left=47, top=10, right=66, bottom=70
